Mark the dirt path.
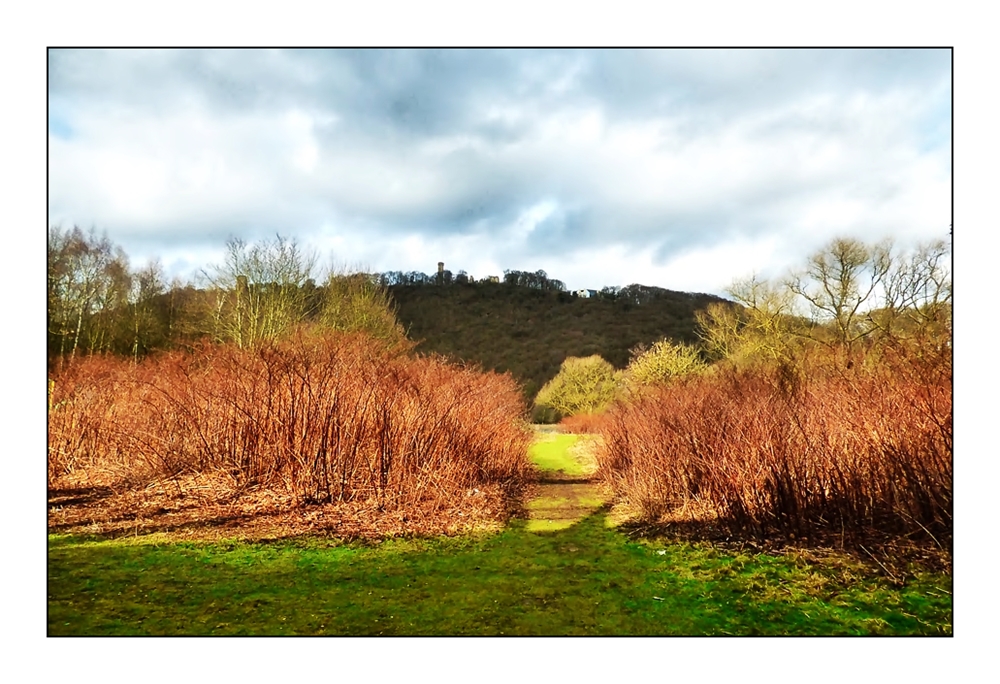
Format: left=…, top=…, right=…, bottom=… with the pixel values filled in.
left=49, top=429, right=608, bottom=541
left=526, top=430, right=606, bottom=532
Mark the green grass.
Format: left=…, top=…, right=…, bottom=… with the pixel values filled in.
left=48, top=433, right=950, bottom=636
left=525, top=485, right=605, bottom=533
left=529, top=434, right=590, bottom=476
left=48, top=518, right=951, bottom=636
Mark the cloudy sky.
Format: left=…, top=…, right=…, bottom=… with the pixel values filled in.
left=48, top=48, right=951, bottom=295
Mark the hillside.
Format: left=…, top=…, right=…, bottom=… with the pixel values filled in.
left=387, top=281, right=731, bottom=401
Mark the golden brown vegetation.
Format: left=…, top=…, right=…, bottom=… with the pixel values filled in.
left=596, top=236, right=952, bottom=550
left=557, top=412, right=612, bottom=435
left=48, top=331, right=532, bottom=530
left=598, top=341, right=951, bottom=547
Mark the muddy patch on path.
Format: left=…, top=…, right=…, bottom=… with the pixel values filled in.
left=526, top=430, right=607, bottom=532
left=526, top=480, right=606, bottom=532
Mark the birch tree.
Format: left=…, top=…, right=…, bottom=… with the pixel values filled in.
left=48, top=226, right=130, bottom=363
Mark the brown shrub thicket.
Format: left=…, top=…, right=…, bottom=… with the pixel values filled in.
left=558, top=412, right=611, bottom=435
left=48, top=331, right=532, bottom=510
left=597, top=346, right=951, bottom=545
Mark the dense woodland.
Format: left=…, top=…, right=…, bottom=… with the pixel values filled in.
left=389, top=280, right=727, bottom=400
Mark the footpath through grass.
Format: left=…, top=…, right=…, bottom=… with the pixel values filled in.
left=47, top=433, right=952, bottom=636
left=525, top=431, right=603, bottom=532
left=528, top=432, right=592, bottom=476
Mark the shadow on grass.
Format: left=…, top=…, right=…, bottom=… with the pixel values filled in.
left=614, top=516, right=953, bottom=579
left=48, top=507, right=952, bottom=637
left=48, top=509, right=282, bottom=538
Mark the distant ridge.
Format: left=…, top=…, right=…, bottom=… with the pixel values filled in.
left=384, top=271, right=730, bottom=402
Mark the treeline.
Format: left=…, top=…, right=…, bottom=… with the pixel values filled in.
left=376, top=267, right=564, bottom=290
left=377, top=265, right=713, bottom=308
left=539, top=237, right=952, bottom=420
left=48, top=226, right=729, bottom=403
left=47, top=227, right=404, bottom=368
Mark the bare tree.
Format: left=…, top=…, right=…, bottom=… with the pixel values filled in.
left=871, top=238, right=951, bottom=344
left=697, top=273, right=797, bottom=364
left=697, top=237, right=951, bottom=369
left=204, top=235, right=319, bottom=349
left=127, top=259, right=166, bottom=361
left=785, top=237, right=892, bottom=360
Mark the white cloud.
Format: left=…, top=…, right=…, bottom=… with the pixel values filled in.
left=47, top=48, right=951, bottom=296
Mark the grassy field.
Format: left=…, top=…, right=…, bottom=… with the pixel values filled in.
left=47, top=522, right=951, bottom=636
left=47, top=433, right=952, bottom=636
left=528, top=433, right=594, bottom=476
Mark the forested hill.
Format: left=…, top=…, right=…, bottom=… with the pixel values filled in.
left=47, top=227, right=730, bottom=401
left=386, top=278, right=730, bottom=401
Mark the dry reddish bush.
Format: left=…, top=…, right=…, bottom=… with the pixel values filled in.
left=48, top=331, right=532, bottom=517
left=558, top=412, right=610, bottom=434
left=597, top=349, right=951, bottom=546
